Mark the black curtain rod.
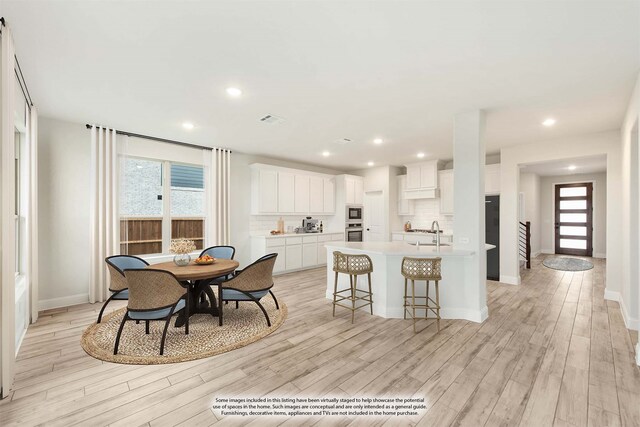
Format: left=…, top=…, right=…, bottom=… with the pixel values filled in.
left=85, top=124, right=231, bottom=152
left=1, top=17, right=35, bottom=107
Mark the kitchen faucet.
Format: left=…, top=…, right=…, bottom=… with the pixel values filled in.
left=431, top=220, right=441, bottom=250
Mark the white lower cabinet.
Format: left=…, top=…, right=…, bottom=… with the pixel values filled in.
left=271, top=246, right=286, bottom=273
left=285, top=245, right=302, bottom=270
left=303, top=243, right=318, bottom=267
left=252, top=233, right=343, bottom=274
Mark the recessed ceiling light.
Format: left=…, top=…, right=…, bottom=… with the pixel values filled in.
left=373, top=138, right=383, bottom=145
left=368, top=161, right=375, bottom=167
left=322, top=151, right=330, bottom=157
left=417, top=152, right=425, bottom=159
left=182, top=122, right=194, bottom=130
left=568, top=165, right=577, bottom=171
left=226, top=87, right=242, bottom=97
left=542, top=118, right=556, bottom=127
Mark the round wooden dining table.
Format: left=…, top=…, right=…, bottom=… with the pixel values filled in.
left=148, top=259, right=239, bottom=327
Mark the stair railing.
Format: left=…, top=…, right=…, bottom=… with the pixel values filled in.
left=518, top=221, right=531, bottom=269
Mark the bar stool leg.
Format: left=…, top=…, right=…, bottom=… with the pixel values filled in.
left=403, top=278, right=408, bottom=319
left=367, top=272, right=373, bottom=315
left=411, top=279, right=416, bottom=333
left=435, top=280, right=441, bottom=332
left=350, top=274, right=356, bottom=324
left=333, top=271, right=339, bottom=317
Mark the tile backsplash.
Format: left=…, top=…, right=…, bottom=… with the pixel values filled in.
left=250, top=215, right=334, bottom=235
left=401, top=198, right=454, bottom=234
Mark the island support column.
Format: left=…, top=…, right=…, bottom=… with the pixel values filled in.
left=452, top=110, right=488, bottom=322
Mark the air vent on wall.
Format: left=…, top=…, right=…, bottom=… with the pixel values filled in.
left=334, top=138, right=353, bottom=145
left=259, top=114, right=285, bottom=125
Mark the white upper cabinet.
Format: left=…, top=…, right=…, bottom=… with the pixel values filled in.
left=251, top=164, right=337, bottom=215
left=406, top=166, right=421, bottom=189
left=254, top=169, right=278, bottom=213
left=345, top=178, right=356, bottom=204
left=323, top=178, right=335, bottom=213
left=485, top=164, right=501, bottom=195
left=277, top=172, right=295, bottom=213
left=404, top=160, right=443, bottom=199
left=344, top=176, right=364, bottom=205
left=354, top=179, right=364, bottom=205
left=397, top=175, right=414, bottom=215
left=309, top=176, right=324, bottom=213
left=294, top=175, right=310, bottom=213
left=438, top=170, right=454, bottom=215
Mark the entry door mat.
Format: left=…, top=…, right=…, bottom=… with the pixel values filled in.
left=542, top=256, right=593, bottom=272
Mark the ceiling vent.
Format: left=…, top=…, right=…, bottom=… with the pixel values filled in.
left=259, top=114, right=285, bottom=125
left=334, top=138, right=353, bottom=145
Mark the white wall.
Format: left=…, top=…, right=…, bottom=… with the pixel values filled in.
left=519, top=172, right=541, bottom=256
left=538, top=172, right=607, bottom=258
left=500, top=130, right=621, bottom=289
left=38, top=117, right=91, bottom=308
left=620, top=71, right=640, bottom=346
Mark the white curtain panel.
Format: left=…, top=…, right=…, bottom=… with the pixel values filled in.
left=89, top=126, right=119, bottom=303
left=205, top=148, right=231, bottom=246
left=0, top=22, right=17, bottom=399
left=28, top=106, right=39, bottom=322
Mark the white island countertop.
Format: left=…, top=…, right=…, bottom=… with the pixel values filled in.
left=325, top=241, right=495, bottom=257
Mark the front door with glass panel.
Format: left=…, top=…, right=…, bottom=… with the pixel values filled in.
left=554, top=183, right=593, bottom=257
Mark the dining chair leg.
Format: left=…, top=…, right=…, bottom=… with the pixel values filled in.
left=145, top=320, right=150, bottom=334
left=97, top=292, right=119, bottom=323
left=218, top=285, right=224, bottom=327
left=269, top=290, right=280, bottom=310
left=235, top=301, right=239, bottom=309
left=113, top=313, right=128, bottom=355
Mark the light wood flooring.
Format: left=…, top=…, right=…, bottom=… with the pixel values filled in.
left=1, top=256, right=639, bottom=426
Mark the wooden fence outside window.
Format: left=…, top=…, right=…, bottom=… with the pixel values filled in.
left=120, top=217, right=204, bottom=255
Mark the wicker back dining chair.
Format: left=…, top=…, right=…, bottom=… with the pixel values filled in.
left=219, top=253, right=279, bottom=327
left=114, top=269, right=188, bottom=356
left=99, top=255, right=149, bottom=323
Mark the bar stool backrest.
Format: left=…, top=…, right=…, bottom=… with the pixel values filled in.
left=401, top=257, right=442, bottom=280
left=333, top=251, right=373, bottom=275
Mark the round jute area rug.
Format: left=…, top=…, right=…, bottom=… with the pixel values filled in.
left=81, top=299, right=286, bottom=365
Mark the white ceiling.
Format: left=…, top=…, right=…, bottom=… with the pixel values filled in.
left=521, top=154, right=607, bottom=176
left=4, top=1, right=639, bottom=170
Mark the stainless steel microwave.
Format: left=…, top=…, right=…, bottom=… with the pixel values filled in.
left=346, top=206, right=362, bottom=221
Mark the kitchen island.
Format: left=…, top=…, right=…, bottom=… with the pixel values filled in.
left=325, top=241, right=495, bottom=323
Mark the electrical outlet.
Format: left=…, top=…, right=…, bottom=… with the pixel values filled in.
left=459, top=237, right=470, bottom=244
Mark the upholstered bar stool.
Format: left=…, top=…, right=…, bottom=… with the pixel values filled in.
left=401, top=257, right=442, bottom=333
left=332, top=251, right=374, bottom=323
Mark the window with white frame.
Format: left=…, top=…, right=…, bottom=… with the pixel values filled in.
left=119, top=157, right=205, bottom=256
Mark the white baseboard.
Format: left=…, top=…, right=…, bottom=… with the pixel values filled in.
left=594, top=253, right=606, bottom=259
left=636, top=343, right=640, bottom=366
left=541, top=249, right=554, bottom=254
left=39, top=293, right=89, bottom=311
left=604, top=289, right=620, bottom=302
left=606, top=290, right=640, bottom=331
left=499, top=274, right=521, bottom=285
left=531, top=251, right=541, bottom=258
